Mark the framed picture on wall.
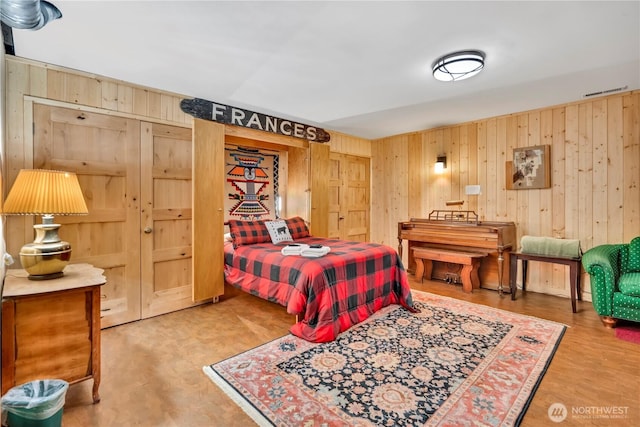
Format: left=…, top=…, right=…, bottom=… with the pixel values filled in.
left=506, top=145, right=550, bottom=190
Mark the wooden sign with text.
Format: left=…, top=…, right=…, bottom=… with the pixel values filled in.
left=180, top=98, right=330, bottom=142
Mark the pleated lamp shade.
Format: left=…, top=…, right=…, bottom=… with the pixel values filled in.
left=2, top=169, right=88, bottom=215
left=2, top=169, right=88, bottom=280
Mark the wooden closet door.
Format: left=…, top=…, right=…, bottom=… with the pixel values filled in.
left=328, top=153, right=370, bottom=242
left=328, top=154, right=343, bottom=239
left=33, top=104, right=141, bottom=328
left=140, top=122, right=200, bottom=318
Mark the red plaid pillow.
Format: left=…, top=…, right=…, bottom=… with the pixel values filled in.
left=285, top=216, right=310, bottom=239
left=228, top=219, right=271, bottom=247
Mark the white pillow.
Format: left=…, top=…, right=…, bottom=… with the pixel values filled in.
left=265, top=219, right=293, bottom=245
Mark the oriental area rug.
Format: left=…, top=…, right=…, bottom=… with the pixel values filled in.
left=203, top=291, right=565, bottom=426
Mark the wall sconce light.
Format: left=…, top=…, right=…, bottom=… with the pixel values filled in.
left=435, top=156, right=447, bottom=174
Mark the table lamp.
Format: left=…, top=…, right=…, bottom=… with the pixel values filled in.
left=2, top=169, right=88, bottom=280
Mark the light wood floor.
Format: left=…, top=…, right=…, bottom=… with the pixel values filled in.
left=61, top=277, right=640, bottom=427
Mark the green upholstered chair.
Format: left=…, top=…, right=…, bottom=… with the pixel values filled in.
left=582, top=237, right=640, bottom=327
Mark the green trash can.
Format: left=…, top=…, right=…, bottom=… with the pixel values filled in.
left=1, top=380, right=68, bottom=427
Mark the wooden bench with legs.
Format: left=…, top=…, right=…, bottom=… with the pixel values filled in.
left=412, top=247, right=487, bottom=293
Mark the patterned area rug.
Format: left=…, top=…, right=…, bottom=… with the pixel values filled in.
left=204, top=291, right=565, bottom=426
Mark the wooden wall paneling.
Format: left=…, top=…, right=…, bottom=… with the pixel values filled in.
left=592, top=99, right=609, bottom=246
left=132, top=88, right=150, bottom=117
left=419, top=132, right=431, bottom=215
left=485, top=118, right=498, bottom=221
left=504, top=117, right=518, bottom=221
left=26, top=63, right=47, bottom=96
left=6, top=57, right=640, bottom=303
left=5, top=61, right=28, bottom=182
left=192, top=119, right=225, bottom=302
left=117, top=84, right=134, bottom=114
left=442, top=128, right=453, bottom=204
left=467, top=124, right=479, bottom=214
left=494, top=118, right=508, bottom=221
left=476, top=122, right=487, bottom=220
left=551, top=108, right=569, bottom=292
left=526, top=112, right=542, bottom=238
left=329, top=131, right=371, bottom=158
left=407, top=133, right=423, bottom=219
left=369, top=91, right=639, bottom=299
left=390, top=136, right=410, bottom=246
left=450, top=126, right=462, bottom=203
left=428, top=129, right=444, bottom=210
left=369, top=140, right=384, bottom=244
left=160, top=94, right=190, bottom=124
left=540, top=111, right=556, bottom=290
left=148, top=91, right=162, bottom=120
left=459, top=125, right=471, bottom=210
left=101, top=81, right=119, bottom=111
left=578, top=103, right=594, bottom=250
left=285, top=146, right=309, bottom=220
left=515, top=115, right=529, bottom=235
left=277, top=150, right=290, bottom=218
left=47, top=69, right=102, bottom=107
left=606, top=96, right=624, bottom=244
left=551, top=108, right=567, bottom=239
left=309, top=142, right=330, bottom=237
left=622, top=93, right=639, bottom=242
left=370, top=136, right=407, bottom=246
left=540, top=110, right=554, bottom=237
left=225, top=124, right=308, bottom=149
left=524, top=112, right=547, bottom=293
left=564, top=105, right=580, bottom=243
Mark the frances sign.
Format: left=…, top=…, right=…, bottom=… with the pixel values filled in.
left=180, top=98, right=330, bottom=143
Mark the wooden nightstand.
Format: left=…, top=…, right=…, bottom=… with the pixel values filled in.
left=1, top=263, right=106, bottom=403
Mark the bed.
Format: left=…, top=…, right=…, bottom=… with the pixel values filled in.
left=224, top=217, right=416, bottom=342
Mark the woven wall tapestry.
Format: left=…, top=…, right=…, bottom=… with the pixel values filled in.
left=225, top=147, right=279, bottom=221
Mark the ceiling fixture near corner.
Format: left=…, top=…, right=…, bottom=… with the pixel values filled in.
left=0, top=0, right=62, bottom=30
left=432, top=50, right=485, bottom=82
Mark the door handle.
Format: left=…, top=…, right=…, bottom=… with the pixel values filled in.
left=143, top=227, right=153, bottom=234
left=339, top=216, right=345, bottom=220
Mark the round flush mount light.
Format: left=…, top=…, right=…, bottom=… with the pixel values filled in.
left=432, top=50, right=485, bottom=82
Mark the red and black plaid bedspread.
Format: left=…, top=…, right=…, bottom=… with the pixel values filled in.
left=224, top=237, right=416, bottom=342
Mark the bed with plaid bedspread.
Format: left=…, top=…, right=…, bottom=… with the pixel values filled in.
left=224, top=237, right=416, bottom=342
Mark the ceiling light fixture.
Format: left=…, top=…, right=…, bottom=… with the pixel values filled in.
left=432, top=50, right=485, bottom=82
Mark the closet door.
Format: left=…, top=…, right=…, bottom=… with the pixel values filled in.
left=328, top=154, right=343, bottom=239
left=33, top=104, right=141, bottom=328
left=140, top=122, right=200, bottom=318
left=328, top=153, right=370, bottom=242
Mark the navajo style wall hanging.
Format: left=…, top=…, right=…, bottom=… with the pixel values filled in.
left=225, top=147, right=279, bottom=221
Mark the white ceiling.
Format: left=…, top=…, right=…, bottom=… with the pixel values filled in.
left=9, top=0, right=640, bottom=139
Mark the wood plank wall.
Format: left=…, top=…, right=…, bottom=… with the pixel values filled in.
left=3, top=56, right=371, bottom=258
left=5, top=56, right=639, bottom=301
left=371, top=91, right=640, bottom=299
left=3, top=57, right=193, bottom=258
